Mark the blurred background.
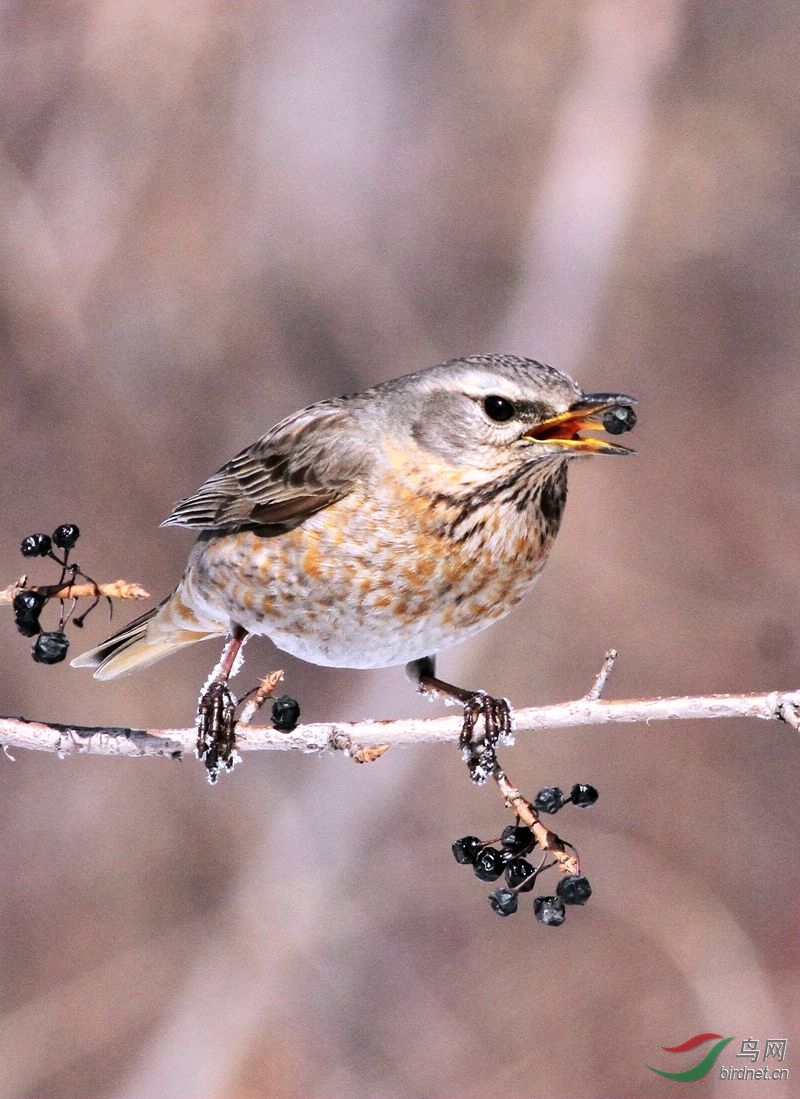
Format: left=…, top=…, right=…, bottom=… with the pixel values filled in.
left=1, top=2, right=799, bottom=1096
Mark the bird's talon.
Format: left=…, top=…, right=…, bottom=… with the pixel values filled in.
left=459, top=691, right=512, bottom=746
left=196, top=681, right=238, bottom=782
left=467, top=751, right=496, bottom=785
left=498, top=697, right=515, bottom=745
left=458, top=690, right=512, bottom=783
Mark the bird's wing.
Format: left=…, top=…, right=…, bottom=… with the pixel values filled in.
left=162, top=401, right=372, bottom=532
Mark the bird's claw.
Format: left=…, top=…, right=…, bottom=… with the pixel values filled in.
left=459, top=691, right=514, bottom=784
left=196, top=681, right=238, bottom=783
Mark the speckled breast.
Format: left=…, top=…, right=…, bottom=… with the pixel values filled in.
left=179, top=466, right=566, bottom=670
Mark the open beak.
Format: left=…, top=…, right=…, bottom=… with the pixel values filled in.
left=521, top=392, right=638, bottom=455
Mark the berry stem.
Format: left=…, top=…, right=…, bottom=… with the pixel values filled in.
left=507, top=852, right=555, bottom=895
left=494, top=766, right=579, bottom=876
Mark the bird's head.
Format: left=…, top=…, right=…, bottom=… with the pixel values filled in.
left=380, top=355, right=637, bottom=474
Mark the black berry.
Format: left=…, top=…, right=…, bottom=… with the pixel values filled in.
left=489, top=888, right=519, bottom=917
left=20, top=533, right=52, bottom=558
left=533, top=895, right=566, bottom=926
left=52, top=523, right=80, bottom=550
left=452, top=835, right=483, bottom=865
left=473, top=846, right=504, bottom=882
left=570, top=783, right=599, bottom=808
left=556, top=874, right=592, bottom=906
left=603, top=405, right=637, bottom=435
left=500, top=823, right=535, bottom=854
left=505, top=857, right=537, bottom=892
left=533, top=786, right=567, bottom=814
left=14, top=611, right=41, bottom=637
left=13, top=590, right=46, bottom=616
left=271, top=695, right=300, bottom=731
left=31, top=631, right=70, bottom=665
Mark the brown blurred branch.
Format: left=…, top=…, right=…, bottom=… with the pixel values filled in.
left=1, top=687, right=797, bottom=761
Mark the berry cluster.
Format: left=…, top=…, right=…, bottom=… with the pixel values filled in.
left=452, top=782, right=598, bottom=925
left=11, top=524, right=98, bottom=665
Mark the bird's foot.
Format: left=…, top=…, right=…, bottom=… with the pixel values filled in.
left=196, top=681, right=238, bottom=784
left=405, top=657, right=515, bottom=785
left=459, top=691, right=514, bottom=784
left=195, top=626, right=249, bottom=783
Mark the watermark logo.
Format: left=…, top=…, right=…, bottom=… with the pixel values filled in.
left=648, top=1033, right=734, bottom=1081
left=647, top=1033, right=789, bottom=1083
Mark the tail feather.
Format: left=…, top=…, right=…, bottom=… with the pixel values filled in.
left=71, top=602, right=217, bottom=680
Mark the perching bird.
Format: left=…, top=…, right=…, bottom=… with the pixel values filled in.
left=73, top=355, right=636, bottom=778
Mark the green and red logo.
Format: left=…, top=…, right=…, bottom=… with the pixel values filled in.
left=647, top=1033, right=735, bottom=1081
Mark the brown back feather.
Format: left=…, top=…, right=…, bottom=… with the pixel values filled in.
left=161, top=402, right=373, bottom=533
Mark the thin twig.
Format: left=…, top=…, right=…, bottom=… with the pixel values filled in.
left=494, top=767, right=579, bottom=875
left=584, top=648, right=617, bottom=701
left=1, top=688, right=797, bottom=761
left=330, top=732, right=391, bottom=763
left=0, top=578, right=150, bottom=604
left=237, top=669, right=285, bottom=726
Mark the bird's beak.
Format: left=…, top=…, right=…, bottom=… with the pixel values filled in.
left=521, top=393, right=638, bottom=455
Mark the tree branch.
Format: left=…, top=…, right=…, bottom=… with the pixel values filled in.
left=2, top=687, right=797, bottom=761
left=0, top=578, right=150, bottom=604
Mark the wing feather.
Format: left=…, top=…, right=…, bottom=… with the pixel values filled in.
left=162, top=401, right=371, bottom=532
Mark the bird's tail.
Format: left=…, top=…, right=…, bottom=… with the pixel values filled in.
left=70, top=598, right=219, bottom=680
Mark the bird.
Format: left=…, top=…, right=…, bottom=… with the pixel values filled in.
left=72, top=355, right=636, bottom=780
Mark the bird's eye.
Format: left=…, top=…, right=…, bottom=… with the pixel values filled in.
left=483, top=395, right=516, bottom=422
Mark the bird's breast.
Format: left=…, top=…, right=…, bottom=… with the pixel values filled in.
left=186, top=462, right=567, bottom=668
